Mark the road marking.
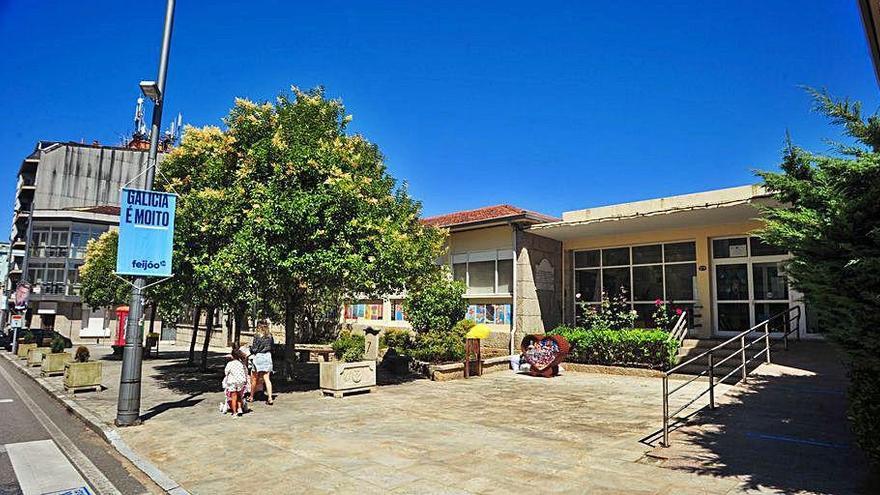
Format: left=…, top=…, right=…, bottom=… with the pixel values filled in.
left=0, top=361, right=120, bottom=494
left=0, top=398, right=14, bottom=403
left=5, top=440, right=92, bottom=495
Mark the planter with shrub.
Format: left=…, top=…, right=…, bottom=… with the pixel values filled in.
left=320, top=331, right=376, bottom=398
left=41, top=335, right=70, bottom=376
left=63, top=346, right=103, bottom=393
left=379, top=328, right=413, bottom=375
left=548, top=326, right=679, bottom=370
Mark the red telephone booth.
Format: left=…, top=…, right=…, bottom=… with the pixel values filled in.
left=112, top=306, right=130, bottom=355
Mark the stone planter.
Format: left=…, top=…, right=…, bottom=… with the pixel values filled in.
left=17, top=343, right=36, bottom=359
left=27, top=347, right=52, bottom=367
left=319, top=360, right=376, bottom=398
left=41, top=352, right=70, bottom=376
left=63, top=361, right=103, bottom=393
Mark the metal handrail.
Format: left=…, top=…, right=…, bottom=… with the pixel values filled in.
left=668, top=311, right=689, bottom=345
left=660, top=305, right=802, bottom=447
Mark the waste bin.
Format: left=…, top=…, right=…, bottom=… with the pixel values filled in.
left=112, top=306, right=129, bottom=356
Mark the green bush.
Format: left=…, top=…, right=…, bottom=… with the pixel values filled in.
left=332, top=331, right=365, bottom=362
left=548, top=325, right=679, bottom=369
left=21, top=330, right=34, bottom=344
left=74, top=346, right=90, bottom=363
left=409, top=319, right=473, bottom=363
left=402, top=269, right=467, bottom=333
left=578, top=289, right=637, bottom=330
left=380, top=328, right=412, bottom=351
left=50, top=334, right=66, bottom=354
left=849, top=357, right=880, bottom=464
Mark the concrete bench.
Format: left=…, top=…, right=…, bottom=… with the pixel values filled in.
left=293, top=344, right=334, bottom=362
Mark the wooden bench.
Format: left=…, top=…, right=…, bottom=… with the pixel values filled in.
left=293, top=344, right=334, bottom=362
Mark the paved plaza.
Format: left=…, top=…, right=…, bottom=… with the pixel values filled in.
left=3, top=342, right=875, bottom=494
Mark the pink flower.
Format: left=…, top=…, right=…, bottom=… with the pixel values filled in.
left=675, top=308, right=683, bottom=315
left=654, top=299, right=663, bottom=305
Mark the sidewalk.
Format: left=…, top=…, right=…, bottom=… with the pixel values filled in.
left=650, top=342, right=879, bottom=494
left=3, top=342, right=873, bottom=494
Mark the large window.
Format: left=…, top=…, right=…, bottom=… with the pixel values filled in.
left=452, top=250, right=514, bottom=295
left=344, top=301, right=383, bottom=320
left=466, top=303, right=511, bottom=325
left=574, top=241, right=697, bottom=327
left=712, top=236, right=801, bottom=334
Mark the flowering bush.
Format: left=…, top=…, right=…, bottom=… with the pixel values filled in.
left=578, top=288, right=637, bottom=330
left=548, top=325, right=679, bottom=369
left=651, top=299, right=684, bottom=331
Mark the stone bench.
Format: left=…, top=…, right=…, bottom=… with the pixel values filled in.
left=293, top=344, right=334, bottom=362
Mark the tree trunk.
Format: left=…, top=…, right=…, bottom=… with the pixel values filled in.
left=201, top=306, right=215, bottom=372
left=234, top=306, right=245, bottom=346
left=149, top=302, right=158, bottom=336
left=283, top=292, right=298, bottom=381
left=188, top=306, right=201, bottom=366
left=225, top=310, right=233, bottom=347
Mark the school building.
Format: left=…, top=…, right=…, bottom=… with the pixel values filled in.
left=342, top=184, right=818, bottom=351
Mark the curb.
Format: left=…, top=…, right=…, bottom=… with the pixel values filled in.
left=0, top=351, right=190, bottom=495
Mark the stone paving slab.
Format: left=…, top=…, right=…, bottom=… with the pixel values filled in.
left=4, top=342, right=871, bottom=494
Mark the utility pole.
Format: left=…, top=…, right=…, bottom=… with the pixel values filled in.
left=116, top=0, right=176, bottom=427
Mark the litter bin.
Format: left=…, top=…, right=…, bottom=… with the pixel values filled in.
left=112, top=306, right=129, bottom=357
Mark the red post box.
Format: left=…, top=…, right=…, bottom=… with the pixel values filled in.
left=112, top=306, right=130, bottom=356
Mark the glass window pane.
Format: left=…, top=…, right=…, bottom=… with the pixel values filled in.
left=664, top=241, right=696, bottom=262
left=633, top=303, right=654, bottom=329
left=453, top=263, right=467, bottom=284
left=665, top=263, right=697, bottom=301
left=497, top=259, right=513, bottom=294
left=602, top=267, right=630, bottom=298
left=716, top=264, right=749, bottom=300
left=468, top=260, right=495, bottom=294
left=755, top=303, right=791, bottom=333
left=632, top=265, right=663, bottom=301
left=575, top=269, right=600, bottom=302
left=574, top=250, right=599, bottom=268
left=752, top=262, right=788, bottom=300
left=713, top=238, right=748, bottom=259
left=602, top=247, right=630, bottom=266
left=632, top=245, right=662, bottom=264
left=750, top=237, right=787, bottom=257
left=718, top=303, right=750, bottom=332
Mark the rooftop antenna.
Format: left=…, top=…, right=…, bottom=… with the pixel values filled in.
left=133, top=97, right=147, bottom=139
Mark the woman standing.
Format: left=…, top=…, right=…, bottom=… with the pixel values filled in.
left=249, top=323, right=274, bottom=405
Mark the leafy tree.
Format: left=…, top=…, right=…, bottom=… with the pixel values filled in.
left=157, top=87, right=446, bottom=378
left=79, top=231, right=129, bottom=310
left=757, top=88, right=880, bottom=465
left=403, top=269, right=467, bottom=333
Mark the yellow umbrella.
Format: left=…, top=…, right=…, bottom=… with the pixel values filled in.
left=465, top=323, right=491, bottom=339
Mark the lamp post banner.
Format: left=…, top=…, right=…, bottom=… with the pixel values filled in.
left=116, top=187, right=176, bottom=277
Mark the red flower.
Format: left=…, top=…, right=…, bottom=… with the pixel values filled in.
left=654, top=299, right=663, bottom=305
left=675, top=308, right=683, bottom=315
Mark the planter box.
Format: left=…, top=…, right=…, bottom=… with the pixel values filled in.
left=63, top=361, right=103, bottom=393
left=319, top=360, right=376, bottom=398
left=27, top=347, right=52, bottom=367
left=41, top=352, right=70, bottom=376
left=17, top=343, right=37, bottom=359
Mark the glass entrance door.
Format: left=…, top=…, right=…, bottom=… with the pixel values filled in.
left=712, top=236, right=806, bottom=336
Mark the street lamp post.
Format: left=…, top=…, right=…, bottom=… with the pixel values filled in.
left=116, top=0, right=176, bottom=427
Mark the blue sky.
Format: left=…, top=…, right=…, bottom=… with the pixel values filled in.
left=1, top=1, right=877, bottom=231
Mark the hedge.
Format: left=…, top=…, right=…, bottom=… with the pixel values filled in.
left=548, top=326, right=679, bottom=369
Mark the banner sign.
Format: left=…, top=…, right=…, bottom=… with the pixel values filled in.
left=116, top=188, right=176, bottom=277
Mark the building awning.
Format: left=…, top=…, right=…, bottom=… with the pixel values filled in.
left=527, top=185, right=777, bottom=242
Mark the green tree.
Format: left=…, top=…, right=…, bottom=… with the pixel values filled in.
left=79, top=230, right=129, bottom=310
left=403, top=269, right=467, bottom=333
left=757, top=88, right=880, bottom=465
left=158, top=87, right=446, bottom=378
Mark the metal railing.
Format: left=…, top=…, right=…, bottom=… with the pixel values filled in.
left=668, top=310, right=689, bottom=346
left=660, top=305, right=802, bottom=447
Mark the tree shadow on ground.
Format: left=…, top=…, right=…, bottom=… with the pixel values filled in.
left=649, top=343, right=879, bottom=494
left=139, top=350, right=424, bottom=419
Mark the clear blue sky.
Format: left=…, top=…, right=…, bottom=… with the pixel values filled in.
left=1, top=1, right=877, bottom=231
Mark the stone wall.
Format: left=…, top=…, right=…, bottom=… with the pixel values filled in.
left=514, top=229, right=563, bottom=344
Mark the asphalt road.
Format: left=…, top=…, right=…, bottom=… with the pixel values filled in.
left=0, top=352, right=160, bottom=495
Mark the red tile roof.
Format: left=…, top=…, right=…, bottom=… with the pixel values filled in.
left=422, top=204, right=558, bottom=229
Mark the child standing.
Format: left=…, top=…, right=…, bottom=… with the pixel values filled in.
left=222, top=347, right=249, bottom=417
